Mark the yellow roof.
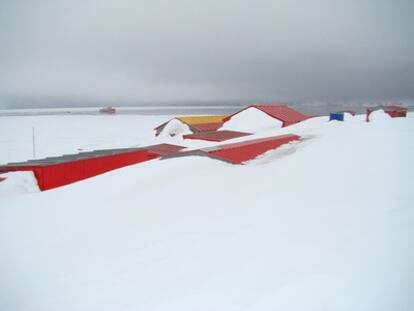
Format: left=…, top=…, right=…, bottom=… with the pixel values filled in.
left=177, top=115, right=226, bottom=125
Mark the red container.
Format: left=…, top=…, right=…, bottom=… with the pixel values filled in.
left=0, top=144, right=184, bottom=191
left=0, top=150, right=159, bottom=191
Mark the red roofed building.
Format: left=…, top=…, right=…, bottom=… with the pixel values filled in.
left=0, top=144, right=184, bottom=191
left=223, top=105, right=311, bottom=127
left=366, top=104, right=407, bottom=122
left=162, top=134, right=301, bottom=164
left=204, top=134, right=300, bottom=164
left=154, top=115, right=226, bottom=136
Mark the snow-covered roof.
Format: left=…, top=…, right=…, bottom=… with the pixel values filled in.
left=155, top=115, right=226, bottom=130
left=224, top=105, right=311, bottom=127
left=154, top=115, right=227, bottom=135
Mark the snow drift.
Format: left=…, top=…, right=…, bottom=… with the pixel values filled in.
left=0, top=171, right=39, bottom=196
left=368, top=109, right=392, bottom=122
left=157, top=118, right=192, bottom=137
left=221, top=107, right=283, bottom=133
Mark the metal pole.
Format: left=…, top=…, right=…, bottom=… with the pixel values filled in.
left=32, top=126, right=36, bottom=159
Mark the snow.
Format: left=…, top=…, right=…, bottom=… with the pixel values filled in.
left=0, top=172, right=39, bottom=196
left=157, top=118, right=192, bottom=138
left=1, top=112, right=414, bottom=311
left=368, top=109, right=392, bottom=122
left=343, top=112, right=355, bottom=121
left=0, top=115, right=173, bottom=164
left=221, top=107, right=283, bottom=133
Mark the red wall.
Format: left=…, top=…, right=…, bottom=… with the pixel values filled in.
left=0, top=150, right=160, bottom=191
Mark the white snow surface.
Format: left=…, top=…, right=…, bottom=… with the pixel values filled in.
left=0, top=115, right=172, bottom=164
left=1, top=112, right=414, bottom=311
left=0, top=172, right=39, bottom=196
left=343, top=112, right=355, bottom=121
left=368, top=109, right=392, bottom=122
left=220, top=107, right=283, bottom=133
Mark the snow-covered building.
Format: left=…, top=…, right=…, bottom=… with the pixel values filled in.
left=0, top=144, right=185, bottom=191
left=221, top=105, right=311, bottom=133
left=366, top=104, right=407, bottom=122
left=154, top=115, right=226, bottom=137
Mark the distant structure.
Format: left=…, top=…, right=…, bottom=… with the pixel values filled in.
left=99, top=107, right=116, bottom=114
left=339, top=110, right=356, bottom=116
left=366, top=104, right=407, bottom=122
left=329, top=112, right=345, bottom=122
left=329, top=110, right=356, bottom=122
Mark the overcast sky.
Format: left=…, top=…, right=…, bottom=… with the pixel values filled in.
left=1, top=0, right=413, bottom=106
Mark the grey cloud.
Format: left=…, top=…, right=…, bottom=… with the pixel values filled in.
left=0, top=0, right=413, bottom=106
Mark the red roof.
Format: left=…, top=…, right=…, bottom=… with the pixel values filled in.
left=183, top=130, right=251, bottom=142
left=190, top=122, right=224, bottom=132
left=203, top=134, right=300, bottom=164
left=224, top=105, right=311, bottom=127
left=384, top=105, right=407, bottom=112
left=161, top=134, right=301, bottom=164
left=145, top=144, right=185, bottom=156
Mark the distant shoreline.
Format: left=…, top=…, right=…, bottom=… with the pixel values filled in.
left=1, top=101, right=413, bottom=117
left=0, top=106, right=240, bottom=117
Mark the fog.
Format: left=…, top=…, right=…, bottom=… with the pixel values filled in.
left=1, top=0, right=413, bottom=108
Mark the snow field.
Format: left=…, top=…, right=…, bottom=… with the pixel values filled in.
left=0, top=115, right=172, bottom=164
left=0, top=112, right=413, bottom=310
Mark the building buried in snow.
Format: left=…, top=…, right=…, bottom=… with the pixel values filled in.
left=0, top=144, right=185, bottom=191
left=162, top=134, right=301, bottom=164
left=222, top=105, right=311, bottom=131
left=366, top=104, right=407, bottom=122
left=155, top=105, right=312, bottom=137
left=154, top=115, right=226, bottom=137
